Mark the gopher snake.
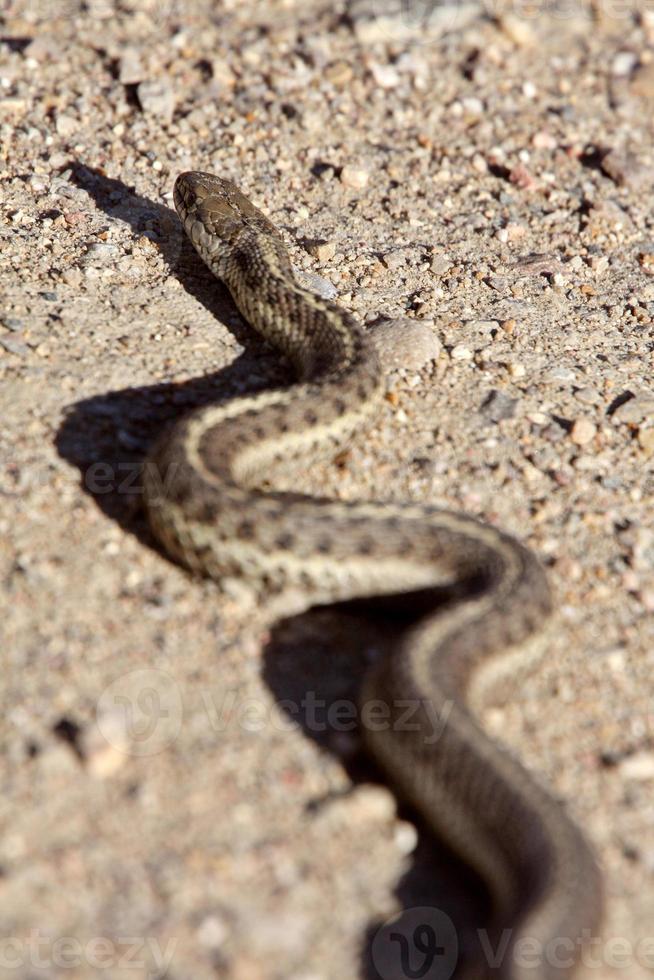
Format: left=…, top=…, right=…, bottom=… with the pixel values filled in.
left=143, top=172, right=602, bottom=979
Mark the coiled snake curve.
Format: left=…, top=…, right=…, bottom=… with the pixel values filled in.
left=143, top=171, right=603, bottom=979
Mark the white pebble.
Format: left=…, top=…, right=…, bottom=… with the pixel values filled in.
left=611, top=51, right=638, bottom=77
left=570, top=418, right=597, bottom=446
left=450, top=344, right=473, bottom=361
left=619, top=752, right=654, bottom=781
left=340, top=165, right=369, bottom=189
left=55, top=113, right=78, bottom=137
left=369, top=61, right=400, bottom=89
left=394, top=820, right=419, bottom=854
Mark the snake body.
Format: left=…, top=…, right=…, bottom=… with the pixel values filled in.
left=144, top=172, right=603, bottom=979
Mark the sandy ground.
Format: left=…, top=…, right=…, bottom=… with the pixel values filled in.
left=1, top=1, right=654, bottom=978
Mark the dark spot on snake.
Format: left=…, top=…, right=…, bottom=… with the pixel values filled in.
left=275, top=532, right=295, bottom=550
left=237, top=520, right=255, bottom=540
left=196, top=499, right=219, bottom=523
left=357, top=538, right=375, bottom=556
left=194, top=545, right=214, bottom=567
left=316, top=538, right=332, bottom=555
left=304, top=409, right=318, bottom=425
left=333, top=398, right=346, bottom=416
left=234, top=248, right=254, bottom=276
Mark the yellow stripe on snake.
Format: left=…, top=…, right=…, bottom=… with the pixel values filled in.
left=143, top=171, right=603, bottom=980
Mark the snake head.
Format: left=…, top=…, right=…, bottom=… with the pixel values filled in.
left=174, top=171, right=280, bottom=262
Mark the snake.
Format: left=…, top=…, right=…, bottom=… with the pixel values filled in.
left=143, top=171, right=603, bottom=979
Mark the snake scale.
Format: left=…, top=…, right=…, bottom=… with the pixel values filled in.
left=143, top=171, right=603, bottom=979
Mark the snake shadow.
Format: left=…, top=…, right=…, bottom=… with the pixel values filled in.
left=56, top=163, right=287, bottom=550
left=264, top=602, right=493, bottom=980
left=56, top=165, right=493, bottom=980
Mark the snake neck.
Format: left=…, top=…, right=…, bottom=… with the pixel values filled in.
left=214, top=229, right=367, bottom=382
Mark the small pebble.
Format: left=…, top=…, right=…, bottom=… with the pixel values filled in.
left=481, top=390, right=518, bottom=422
left=429, top=253, right=452, bottom=275
left=505, top=222, right=526, bottom=241
left=0, top=336, right=29, bottom=356
left=611, top=51, right=638, bottom=77
left=508, top=361, right=525, bottom=379
left=55, top=113, right=78, bottom=137
left=638, top=252, right=654, bottom=276
left=1, top=317, right=23, bottom=332
left=119, top=47, right=145, bottom=85
left=295, top=271, right=338, bottom=301
left=450, top=344, right=473, bottom=361
left=589, top=254, right=609, bottom=275
left=196, top=914, right=229, bottom=949
left=305, top=240, right=336, bottom=263
left=570, top=418, right=597, bottom=446
left=324, top=61, right=353, bottom=86
left=532, top=130, right=557, bottom=149
left=619, top=752, right=654, bottom=781
left=498, top=13, right=535, bottom=45
left=381, top=251, right=406, bottom=271
left=344, top=784, right=396, bottom=823
left=461, top=96, right=484, bottom=116
left=211, top=60, right=236, bottom=89
left=84, top=242, right=119, bottom=267
left=339, top=165, right=369, bottom=189
left=542, top=366, right=576, bottom=384
left=61, top=268, right=83, bottom=287
left=394, top=820, right=418, bottom=854
left=137, top=79, right=175, bottom=124
left=574, top=386, right=601, bottom=405
left=509, top=163, right=537, bottom=190
left=617, top=395, right=654, bottom=424
left=370, top=318, right=441, bottom=371
left=368, top=62, right=400, bottom=89
left=85, top=737, right=128, bottom=778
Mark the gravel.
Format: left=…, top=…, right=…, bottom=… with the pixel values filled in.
left=1, top=2, right=653, bottom=978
